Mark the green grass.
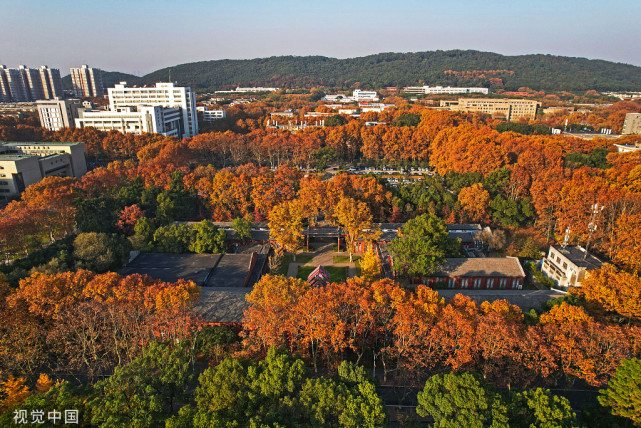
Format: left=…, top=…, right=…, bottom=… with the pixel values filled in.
left=297, top=266, right=348, bottom=283
left=333, top=254, right=361, bottom=264
left=272, top=253, right=314, bottom=276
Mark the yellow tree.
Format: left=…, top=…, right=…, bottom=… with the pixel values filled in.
left=268, top=199, right=306, bottom=261
left=578, top=264, right=641, bottom=322
left=458, top=183, right=491, bottom=223
left=0, top=376, right=30, bottom=412
left=606, top=213, right=641, bottom=274
left=360, top=247, right=381, bottom=281
left=334, top=197, right=378, bottom=262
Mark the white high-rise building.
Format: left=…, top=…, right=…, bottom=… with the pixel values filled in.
left=70, top=65, right=104, bottom=98
left=108, top=82, right=198, bottom=138
left=75, top=105, right=182, bottom=137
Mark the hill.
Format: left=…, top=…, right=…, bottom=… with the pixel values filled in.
left=62, top=71, right=140, bottom=91
left=138, top=50, right=641, bottom=92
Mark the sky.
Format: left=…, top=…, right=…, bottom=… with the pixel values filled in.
left=1, top=0, right=640, bottom=76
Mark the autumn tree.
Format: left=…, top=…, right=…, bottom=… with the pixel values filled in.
left=334, top=197, right=377, bottom=262
left=7, top=270, right=200, bottom=379
left=269, top=199, right=306, bottom=260
left=606, top=213, right=641, bottom=274
left=117, top=204, right=145, bottom=235
left=360, top=247, right=381, bottom=282
left=458, top=183, right=492, bottom=223
left=578, top=264, right=641, bottom=322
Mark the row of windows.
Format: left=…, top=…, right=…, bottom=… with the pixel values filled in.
left=446, top=277, right=510, bottom=289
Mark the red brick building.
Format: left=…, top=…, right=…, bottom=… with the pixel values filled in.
left=426, top=257, right=525, bottom=290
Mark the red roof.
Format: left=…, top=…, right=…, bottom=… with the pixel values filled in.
left=308, top=266, right=330, bottom=286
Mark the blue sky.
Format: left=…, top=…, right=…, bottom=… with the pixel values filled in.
left=1, top=0, right=640, bottom=75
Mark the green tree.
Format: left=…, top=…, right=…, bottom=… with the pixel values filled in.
left=508, top=388, right=580, bottom=428
left=152, top=224, right=195, bottom=253
left=325, top=115, right=348, bottom=127
left=599, top=358, right=641, bottom=425
left=388, top=213, right=459, bottom=279
left=392, top=113, right=420, bottom=127
left=88, top=341, right=194, bottom=428
left=190, top=220, right=226, bottom=254
left=232, top=215, right=253, bottom=243
left=74, top=196, right=118, bottom=234
left=73, top=232, right=131, bottom=272
left=490, top=196, right=534, bottom=227
left=170, top=347, right=387, bottom=428
left=0, top=381, right=88, bottom=427
left=116, top=176, right=145, bottom=207
left=134, top=216, right=156, bottom=242
left=416, top=372, right=509, bottom=428
left=156, top=173, right=199, bottom=224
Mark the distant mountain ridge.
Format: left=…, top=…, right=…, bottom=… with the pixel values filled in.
left=135, top=50, right=641, bottom=92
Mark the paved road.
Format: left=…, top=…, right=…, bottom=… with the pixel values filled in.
left=435, top=289, right=567, bottom=311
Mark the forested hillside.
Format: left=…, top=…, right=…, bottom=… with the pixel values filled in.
left=139, top=50, right=641, bottom=91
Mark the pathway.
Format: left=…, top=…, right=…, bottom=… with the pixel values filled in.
left=285, top=243, right=359, bottom=279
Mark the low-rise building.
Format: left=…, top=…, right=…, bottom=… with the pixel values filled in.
left=403, top=85, right=489, bottom=95
left=0, top=142, right=86, bottom=201
left=201, top=109, right=226, bottom=122
left=359, top=103, right=395, bottom=112
left=37, top=98, right=83, bottom=131
left=426, top=257, right=525, bottom=289
left=614, top=142, right=641, bottom=153
left=541, top=245, right=604, bottom=289
left=75, top=105, right=182, bottom=137
left=353, top=89, right=379, bottom=102
left=443, top=98, right=541, bottom=121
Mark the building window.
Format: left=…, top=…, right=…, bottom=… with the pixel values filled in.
left=474, top=278, right=481, bottom=289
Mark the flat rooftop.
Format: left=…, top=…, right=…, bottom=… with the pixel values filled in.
left=0, top=155, right=33, bottom=160
left=551, top=245, right=604, bottom=270
left=192, top=287, right=251, bottom=323
left=119, top=253, right=222, bottom=285
left=432, top=257, right=525, bottom=278
left=2, top=141, right=84, bottom=146
left=119, top=252, right=267, bottom=323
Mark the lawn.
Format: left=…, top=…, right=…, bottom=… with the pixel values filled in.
left=332, top=254, right=361, bottom=265
left=297, top=265, right=348, bottom=283
left=272, top=253, right=314, bottom=276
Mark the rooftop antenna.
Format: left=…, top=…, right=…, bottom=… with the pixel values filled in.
left=168, top=68, right=171, bottom=83
left=584, top=204, right=604, bottom=259
left=562, top=227, right=570, bottom=248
